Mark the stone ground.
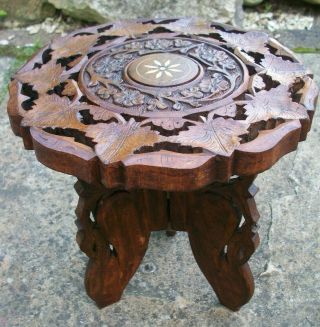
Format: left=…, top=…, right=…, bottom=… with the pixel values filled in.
left=0, top=23, right=320, bottom=327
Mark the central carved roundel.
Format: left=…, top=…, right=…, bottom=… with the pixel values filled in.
left=126, top=53, right=201, bottom=87
left=79, top=37, right=248, bottom=117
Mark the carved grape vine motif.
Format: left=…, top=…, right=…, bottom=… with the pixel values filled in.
left=11, top=18, right=318, bottom=165
left=80, top=38, right=245, bottom=115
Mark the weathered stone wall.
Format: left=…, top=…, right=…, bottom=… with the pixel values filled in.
left=0, top=0, right=55, bottom=24
left=302, top=0, right=320, bottom=4
left=48, top=0, right=244, bottom=24
left=1, top=0, right=319, bottom=27
left=0, top=0, right=244, bottom=26
left=243, top=0, right=320, bottom=5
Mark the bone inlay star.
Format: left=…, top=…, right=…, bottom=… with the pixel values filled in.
left=127, top=53, right=200, bottom=87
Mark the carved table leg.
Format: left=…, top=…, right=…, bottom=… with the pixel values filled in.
left=74, top=180, right=167, bottom=307
left=74, top=177, right=259, bottom=310
left=185, top=176, right=260, bottom=311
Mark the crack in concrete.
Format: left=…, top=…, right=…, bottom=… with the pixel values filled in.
left=305, top=317, right=315, bottom=327
left=266, top=202, right=273, bottom=253
left=287, top=148, right=299, bottom=196
left=261, top=202, right=274, bottom=274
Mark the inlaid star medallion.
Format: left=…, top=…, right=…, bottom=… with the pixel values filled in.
left=126, top=53, right=201, bottom=87
left=144, top=59, right=182, bottom=78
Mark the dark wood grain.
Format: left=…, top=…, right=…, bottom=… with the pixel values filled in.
left=187, top=176, right=259, bottom=311
left=75, top=180, right=167, bottom=307
left=7, top=17, right=318, bottom=190
left=74, top=176, right=259, bottom=310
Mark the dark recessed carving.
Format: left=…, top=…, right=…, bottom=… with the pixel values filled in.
left=8, top=17, right=318, bottom=179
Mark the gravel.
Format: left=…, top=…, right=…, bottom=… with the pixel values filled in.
left=243, top=1, right=316, bottom=32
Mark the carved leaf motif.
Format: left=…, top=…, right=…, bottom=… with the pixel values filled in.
left=174, top=39, right=193, bottom=48
left=212, top=103, right=237, bottom=118
left=297, top=76, right=319, bottom=111
left=149, top=118, right=186, bottom=130
left=169, top=117, right=249, bottom=156
left=268, top=38, right=297, bottom=59
left=235, top=48, right=255, bottom=64
left=76, top=104, right=120, bottom=122
left=244, top=85, right=309, bottom=123
left=96, top=86, right=116, bottom=100
left=251, top=75, right=266, bottom=90
left=164, top=17, right=215, bottom=35
left=219, top=31, right=270, bottom=54
left=88, top=106, right=118, bottom=122
left=50, top=34, right=98, bottom=61
left=15, top=62, right=64, bottom=94
left=21, top=94, right=85, bottom=130
left=103, top=21, right=157, bottom=36
left=260, top=54, right=306, bottom=86
left=144, top=39, right=172, bottom=50
left=234, top=48, right=264, bottom=73
left=181, top=87, right=204, bottom=99
left=85, top=118, right=160, bottom=163
left=113, top=89, right=144, bottom=107
left=199, top=73, right=230, bottom=94
left=87, top=64, right=115, bottom=88
left=62, top=79, right=78, bottom=97
left=173, top=102, right=183, bottom=111
left=62, top=79, right=83, bottom=101
left=147, top=98, right=168, bottom=111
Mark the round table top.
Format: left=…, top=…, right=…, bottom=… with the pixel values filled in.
left=7, top=18, right=319, bottom=191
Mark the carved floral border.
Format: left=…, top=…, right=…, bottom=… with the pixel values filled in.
left=81, top=37, right=244, bottom=115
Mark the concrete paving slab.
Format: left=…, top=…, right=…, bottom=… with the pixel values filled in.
left=0, top=54, right=319, bottom=327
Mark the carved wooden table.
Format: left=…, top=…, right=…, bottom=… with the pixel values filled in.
left=7, top=18, right=318, bottom=311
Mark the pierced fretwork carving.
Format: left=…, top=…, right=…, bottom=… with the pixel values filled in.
left=8, top=18, right=317, bottom=182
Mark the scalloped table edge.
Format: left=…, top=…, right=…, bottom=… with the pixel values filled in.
left=6, top=33, right=319, bottom=191
left=5, top=118, right=306, bottom=191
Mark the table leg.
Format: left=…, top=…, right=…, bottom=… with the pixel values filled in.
left=74, top=177, right=259, bottom=310
left=74, top=181, right=162, bottom=307
left=185, top=176, right=260, bottom=311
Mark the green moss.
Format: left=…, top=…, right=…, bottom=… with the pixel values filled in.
left=0, top=57, right=25, bottom=103
left=17, top=43, right=42, bottom=60
left=0, top=40, right=43, bottom=60
left=293, top=47, right=320, bottom=54
left=263, top=3, right=273, bottom=12
left=0, top=9, right=7, bottom=18
left=0, top=41, right=42, bottom=103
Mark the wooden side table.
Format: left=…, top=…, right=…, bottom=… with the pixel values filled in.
left=7, top=18, right=318, bottom=311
